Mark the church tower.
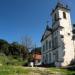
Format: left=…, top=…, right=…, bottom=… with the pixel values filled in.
left=41, top=1, right=75, bottom=67
left=51, top=2, right=75, bottom=66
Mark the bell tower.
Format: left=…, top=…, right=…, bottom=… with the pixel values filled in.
left=51, top=1, right=75, bottom=66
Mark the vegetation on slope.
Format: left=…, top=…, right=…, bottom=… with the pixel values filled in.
left=0, top=39, right=29, bottom=66
left=0, top=65, right=75, bottom=75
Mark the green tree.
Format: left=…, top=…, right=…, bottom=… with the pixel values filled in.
left=0, top=39, right=9, bottom=55
left=9, top=42, right=29, bottom=60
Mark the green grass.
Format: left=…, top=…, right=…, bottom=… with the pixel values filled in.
left=0, top=66, right=75, bottom=75
left=0, top=65, right=30, bottom=75
left=0, top=54, right=27, bottom=66
left=47, top=67, right=75, bottom=75
left=0, top=54, right=74, bottom=75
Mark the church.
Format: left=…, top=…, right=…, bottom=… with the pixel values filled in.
left=41, top=2, right=75, bottom=67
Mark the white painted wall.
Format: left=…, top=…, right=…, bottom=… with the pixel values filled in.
left=41, top=4, right=75, bottom=67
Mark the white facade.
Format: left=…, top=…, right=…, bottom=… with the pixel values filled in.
left=41, top=3, right=75, bottom=67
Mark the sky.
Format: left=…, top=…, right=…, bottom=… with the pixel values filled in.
left=0, top=0, right=75, bottom=47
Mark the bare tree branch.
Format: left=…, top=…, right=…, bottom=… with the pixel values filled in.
left=21, top=35, right=34, bottom=51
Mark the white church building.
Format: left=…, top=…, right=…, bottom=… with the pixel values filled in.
left=41, top=2, right=75, bottom=67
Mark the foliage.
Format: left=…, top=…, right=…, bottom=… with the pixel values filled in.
left=0, top=54, right=27, bottom=66
left=0, top=54, right=8, bottom=65
left=0, top=39, right=29, bottom=66
left=0, top=65, right=30, bottom=75
left=0, top=39, right=41, bottom=66
left=31, top=47, right=41, bottom=54
left=0, top=65, right=75, bottom=75
left=28, top=53, right=33, bottom=62
left=21, top=36, right=34, bottom=51
left=48, top=68, right=75, bottom=75
left=0, top=39, right=9, bottom=55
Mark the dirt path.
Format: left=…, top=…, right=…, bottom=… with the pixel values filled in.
left=14, top=66, right=64, bottom=75
left=24, top=67, right=62, bottom=75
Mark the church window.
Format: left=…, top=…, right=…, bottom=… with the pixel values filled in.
left=53, top=51, right=58, bottom=62
left=49, top=41, right=52, bottom=49
left=52, top=36, right=58, bottom=49
left=55, top=37, right=58, bottom=47
left=43, top=55, right=45, bottom=64
left=68, top=33, right=70, bottom=35
left=49, top=53, right=51, bottom=63
left=46, top=40, right=48, bottom=50
left=45, top=54, right=48, bottom=64
left=55, top=51, right=58, bottom=61
left=63, top=12, right=66, bottom=19
left=43, top=45, right=45, bottom=52
left=61, top=35, right=64, bottom=38
left=54, top=13, right=57, bottom=21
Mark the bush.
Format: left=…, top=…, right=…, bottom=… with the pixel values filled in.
left=0, top=54, right=28, bottom=66
left=0, top=54, right=9, bottom=65
left=6, top=57, right=26, bottom=66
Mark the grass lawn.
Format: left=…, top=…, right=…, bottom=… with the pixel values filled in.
left=0, top=65, right=75, bottom=75
left=47, top=67, right=75, bottom=75
left=0, top=65, right=30, bottom=75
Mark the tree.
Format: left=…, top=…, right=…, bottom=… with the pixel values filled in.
left=9, top=42, right=28, bottom=60
left=0, top=39, right=9, bottom=45
left=1, top=44, right=9, bottom=55
left=9, top=42, right=20, bottom=56
left=0, top=39, right=30, bottom=66
left=0, top=39, right=9, bottom=55
left=21, top=36, right=34, bottom=51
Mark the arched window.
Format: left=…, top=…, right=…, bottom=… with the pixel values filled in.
left=54, top=13, right=57, bottom=21
left=46, top=40, right=48, bottom=50
left=63, top=12, right=66, bottom=19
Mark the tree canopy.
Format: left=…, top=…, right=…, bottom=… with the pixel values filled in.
left=0, top=39, right=28, bottom=60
